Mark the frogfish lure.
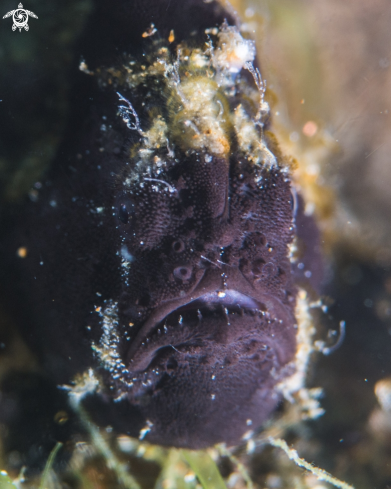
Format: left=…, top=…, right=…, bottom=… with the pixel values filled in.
left=6, top=0, right=323, bottom=451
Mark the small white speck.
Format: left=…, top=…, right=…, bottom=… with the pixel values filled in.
left=247, top=439, right=256, bottom=453
left=139, top=420, right=153, bottom=440
left=242, top=429, right=254, bottom=441
left=304, top=270, right=312, bottom=278
left=121, top=245, right=133, bottom=262
left=211, top=394, right=216, bottom=400
left=246, top=419, right=252, bottom=426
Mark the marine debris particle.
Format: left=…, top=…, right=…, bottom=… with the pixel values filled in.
left=212, top=22, right=256, bottom=74
left=16, top=246, right=28, bottom=258
left=168, top=29, right=175, bottom=43
left=61, top=369, right=100, bottom=404
left=142, top=23, right=157, bottom=38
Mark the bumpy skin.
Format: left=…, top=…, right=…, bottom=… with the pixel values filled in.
left=2, top=0, right=322, bottom=451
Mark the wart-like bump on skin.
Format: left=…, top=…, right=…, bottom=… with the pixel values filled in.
left=6, top=0, right=323, bottom=452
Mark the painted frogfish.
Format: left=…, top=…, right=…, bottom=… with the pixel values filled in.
left=3, top=0, right=323, bottom=453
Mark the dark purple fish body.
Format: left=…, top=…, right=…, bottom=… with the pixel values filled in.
left=3, top=0, right=323, bottom=451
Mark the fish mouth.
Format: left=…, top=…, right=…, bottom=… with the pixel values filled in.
left=182, top=289, right=260, bottom=310
left=122, top=280, right=297, bottom=449
left=126, top=288, right=295, bottom=373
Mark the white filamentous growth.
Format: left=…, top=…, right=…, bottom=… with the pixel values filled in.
left=92, top=301, right=131, bottom=390
left=244, top=61, right=269, bottom=124
left=268, top=437, right=355, bottom=489
left=276, top=289, right=325, bottom=420
left=117, top=92, right=144, bottom=136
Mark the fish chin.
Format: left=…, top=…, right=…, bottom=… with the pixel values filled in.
left=121, top=289, right=296, bottom=448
